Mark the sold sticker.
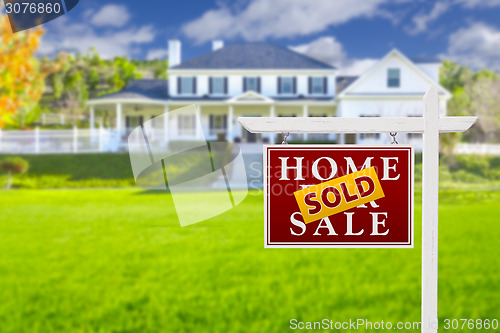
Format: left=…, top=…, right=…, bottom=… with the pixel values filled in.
left=294, top=167, right=385, bottom=224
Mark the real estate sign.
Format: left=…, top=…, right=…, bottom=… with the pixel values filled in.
left=264, top=145, right=413, bottom=248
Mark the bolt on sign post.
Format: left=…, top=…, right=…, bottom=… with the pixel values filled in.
left=264, top=145, right=413, bottom=248
left=238, top=86, right=477, bottom=333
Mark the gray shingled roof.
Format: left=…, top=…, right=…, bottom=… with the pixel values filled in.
left=171, top=42, right=336, bottom=70
left=96, top=79, right=168, bottom=101
left=336, top=76, right=358, bottom=94
left=410, top=56, right=441, bottom=64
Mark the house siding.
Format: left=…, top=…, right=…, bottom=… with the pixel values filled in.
left=169, top=73, right=337, bottom=98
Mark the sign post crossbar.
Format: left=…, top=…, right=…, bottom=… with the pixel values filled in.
left=238, top=86, right=477, bottom=333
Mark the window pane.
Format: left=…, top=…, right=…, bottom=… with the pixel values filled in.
left=282, top=77, right=292, bottom=94
left=246, top=77, right=257, bottom=91
left=181, top=77, right=193, bottom=94
left=312, top=77, right=324, bottom=94
left=212, top=77, right=224, bottom=94
left=387, top=69, right=400, bottom=87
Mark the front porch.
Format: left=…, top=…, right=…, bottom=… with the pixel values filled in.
left=86, top=92, right=338, bottom=150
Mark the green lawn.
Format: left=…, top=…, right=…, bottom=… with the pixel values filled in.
left=0, top=189, right=498, bottom=332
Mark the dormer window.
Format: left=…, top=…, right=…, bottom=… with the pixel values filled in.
left=209, top=77, right=228, bottom=95
left=243, top=77, right=260, bottom=92
left=388, top=68, right=400, bottom=88
left=278, top=77, right=296, bottom=95
left=179, top=77, right=196, bottom=95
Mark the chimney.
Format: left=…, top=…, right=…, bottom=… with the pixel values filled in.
left=212, top=40, right=224, bottom=51
left=168, top=40, right=181, bottom=67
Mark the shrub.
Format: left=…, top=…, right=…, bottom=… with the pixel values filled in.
left=0, top=157, right=29, bottom=189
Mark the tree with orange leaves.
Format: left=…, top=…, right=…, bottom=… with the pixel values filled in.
left=0, top=13, right=46, bottom=127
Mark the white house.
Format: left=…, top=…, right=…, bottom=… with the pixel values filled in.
left=86, top=40, right=451, bottom=150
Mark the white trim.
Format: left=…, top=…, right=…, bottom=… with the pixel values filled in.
left=169, top=69, right=337, bottom=76
left=87, top=98, right=335, bottom=107
left=263, top=145, right=414, bottom=248
left=227, top=91, right=274, bottom=104
left=86, top=99, right=168, bottom=106
left=238, top=116, right=477, bottom=133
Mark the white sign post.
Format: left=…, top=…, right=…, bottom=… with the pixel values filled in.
left=239, top=86, right=477, bottom=333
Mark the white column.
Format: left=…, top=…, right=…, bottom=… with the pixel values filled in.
left=339, top=133, right=345, bottom=144
left=269, top=105, right=275, bottom=144
left=89, top=106, right=95, bottom=133
left=116, top=103, right=122, bottom=132
left=98, top=125, right=104, bottom=152
left=163, top=105, right=169, bottom=148
left=303, top=105, right=308, bottom=141
left=422, top=87, right=440, bottom=333
left=34, top=126, right=40, bottom=154
left=73, top=126, right=78, bottom=153
left=60, top=114, right=64, bottom=125
left=228, top=105, right=234, bottom=142
left=196, top=105, right=203, bottom=140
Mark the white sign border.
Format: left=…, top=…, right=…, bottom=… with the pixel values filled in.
left=264, top=144, right=414, bottom=249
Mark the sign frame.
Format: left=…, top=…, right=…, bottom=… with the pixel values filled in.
left=239, top=86, right=478, bottom=333
left=264, top=144, right=414, bottom=249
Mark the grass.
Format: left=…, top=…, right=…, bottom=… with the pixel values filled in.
left=3, top=153, right=500, bottom=190
left=0, top=189, right=498, bottom=332
left=0, top=154, right=135, bottom=188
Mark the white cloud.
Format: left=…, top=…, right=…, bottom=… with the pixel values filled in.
left=406, top=1, right=449, bottom=35
left=39, top=15, right=155, bottom=59
left=446, top=22, right=500, bottom=70
left=90, top=4, right=131, bottom=28
left=290, top=36, right=377, bottom=76
left=147, top=48, right=169, bottom=60
left=454, top=0, right=500, bottom=7
left=290, top=37, right=346, bottom=67
left=340, top=58, right=378, bottom=76
left=182, top=0, right=391, bottom=44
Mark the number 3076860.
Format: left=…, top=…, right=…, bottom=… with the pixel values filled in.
left=443, top=319, right=498, bottom=330
left=5, top=2, right=62, bottom=14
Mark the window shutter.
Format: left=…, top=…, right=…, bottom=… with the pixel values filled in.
left=278, top=77, right=282, bottom=94
left=177, top=77, right=181, bottom=94
left=323, top=77, right=327, bottom=94
left=257, top=77, right=261, bottom=93
left=223, top=115, right=227, bottom=129
left=308, top=77, right=312, bottom=94
left=243, top=77, right=247, bottom=92
left=139, top=116, right=144, bottom=125
left=125, top=116, right=130, bottom=128
left=192, top=77, right=197, bottom=94
left=209, top=115, right=213, bottom=130
left=224, top=77, right=228, bottom=94
left=209, top=77, right=213, bottom=94
left=293, top=77, right=297, bottom=94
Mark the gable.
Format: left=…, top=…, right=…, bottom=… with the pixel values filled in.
left=339, top=50, right=451, bottom=99
left=227, top=91, right=274, bottom=104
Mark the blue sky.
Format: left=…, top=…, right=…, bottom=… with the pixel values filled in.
left=38, top=0, right=500, bottom=74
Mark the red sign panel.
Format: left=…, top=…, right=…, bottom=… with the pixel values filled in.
left=264, top=145, right=413, bottom=248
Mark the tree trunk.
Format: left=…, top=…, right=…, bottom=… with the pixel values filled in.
left=6, top=171, right=12, bottom=190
